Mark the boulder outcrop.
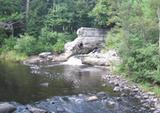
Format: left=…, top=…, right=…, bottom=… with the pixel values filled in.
left=81, top=49, right=121, bottom=66
left=64, top=27, right=106, bottom=57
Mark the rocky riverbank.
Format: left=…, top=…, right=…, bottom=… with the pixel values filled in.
left=0, top=92, right=153, bottom=113
left=102, top=74, right=160, bottom=113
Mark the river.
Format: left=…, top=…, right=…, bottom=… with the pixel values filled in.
left=0, top=60, right=151, bottom=113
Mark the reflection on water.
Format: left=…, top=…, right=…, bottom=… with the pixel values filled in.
left=0, top=61, right=109, bottom=104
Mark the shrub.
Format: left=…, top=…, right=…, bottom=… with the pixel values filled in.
left=0, top=50, right=27, bottom=62
left=52, top=38, right=65, bottom=53
left=119, top=43, right=158, bottom=83
left=104, top=28, right=124, bottom=50
left=52, top=32, right=76, bottom=53
left=2, top=38, right=17, bottom=51
left=0, top=29, right=8, bottom=46
left=38, top=27, right=76, bottom=53
left=38, top=27, right=58, bottom=46
left=14, top=34, right=38, bottom=55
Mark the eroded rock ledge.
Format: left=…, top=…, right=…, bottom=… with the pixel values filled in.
left=52, top=27, right=107, bottom=62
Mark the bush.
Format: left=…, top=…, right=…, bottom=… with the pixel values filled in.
left=0, top=27, right=76, bottom=58
left=53, top=32, right=76, bottom=53
left=14, top=34, right=38, bottom=55
left=0, top=29, right=8, bottom=46
left=104, top=28, right=159, bottom=84
left=104, top=28, right=124, bottom=50
left=2, top=38, right=17, bottom=51
left=38, top=27, right=58, bottom=46
left=0, top=50, right=27, bottom=62
left=38, top=27, right=76, bottom=53
left=119, top=42, right=158, bottom=83
left=38, top=28, right=65, bottom=53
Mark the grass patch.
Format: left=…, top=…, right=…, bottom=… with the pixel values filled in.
left=0, top=51, right=28, bottom=62
left=139, top=82, right=160, bottom=97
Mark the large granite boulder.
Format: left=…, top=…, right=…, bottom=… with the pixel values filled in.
left=64, top=27, right=106, bottom=56
left=81, top=49, right=121, bottom=67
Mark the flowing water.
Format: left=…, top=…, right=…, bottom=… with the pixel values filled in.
left=0, top=61, right=109, bottom=104
left=0, top=60, right=151, bottom=113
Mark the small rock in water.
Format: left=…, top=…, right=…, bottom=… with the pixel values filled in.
left=62, top=97, right=70, bottom=102
left=151, top=107, right=156, bottom=111
left=139, top=107, right=146, bottom=112
left=153, top=109, right=160, bottom=113
left=87, top=96, right=98, bottom=101
left=113, top=86, right=121, bottom=92
left=40, top=82, right=49, bottom=87
left=27, top=105, right=47, bottom=113
left=0, top=103, right=16, bottom=113
left=78, top=94, right=83, bottom=97
left=116, top=97, right=122, bottom=101
left=96, top=92, right=106, bottom=97
left=121, top=93, right=127, bottom=96
left=133, top=88, right=139, bottom=92
left=56, top=107, right=65, bottom=112
left=106, top=100, right=116, bottom=108
left=143, top=94, right=149, bottom=99
left=108, top=101, right=116, bottom=106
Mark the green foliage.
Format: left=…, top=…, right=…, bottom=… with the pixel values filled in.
left=90, top=0, right=109, bottom=27
left=38, top=28, right=75, bottom=53
left=0, top=0, right=23, bottom=22
left=90, top=0, right=119, bottom=28
left=104, top=28, right=125, bottom=50
left=39, top=27, right=57, bottom=46
left=52, top=32, right=75, bottom=53
left=0, top=29, right=8, bottom=46
left=14, top=34, right=38, bottom=55
left=0, top=50, right=27, bottom=62
left=52, top=38, right=65, bottom=53
left=26, top=0, right=53, bottom=36
left=104, top=0, right=159, bottom=84
left=45, top=0, right=95, bottom=32
left=45, top=3, right=73, bottom=32
left=119, top=44, right=158, bottom=82
left=2, top=38, right=17, bottom=51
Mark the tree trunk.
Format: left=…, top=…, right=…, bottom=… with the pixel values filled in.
left=26, top=0, right=30, bottom=22
left=157, top=7, right=160, bottom=74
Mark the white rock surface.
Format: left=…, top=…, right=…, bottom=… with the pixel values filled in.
left=39, top=52, right=52, bottom=58
left=87, top=96, right=98, bottom=101
left=0, top=103, right=16, bottom=113
left=63, top=56, right=83, bottom=65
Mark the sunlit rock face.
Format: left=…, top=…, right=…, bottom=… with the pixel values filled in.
left=63, top=56, right=83, bottom=65
left=81, top=49, right=121, bottom=66
left=64, top=27, right=106, bottom=56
